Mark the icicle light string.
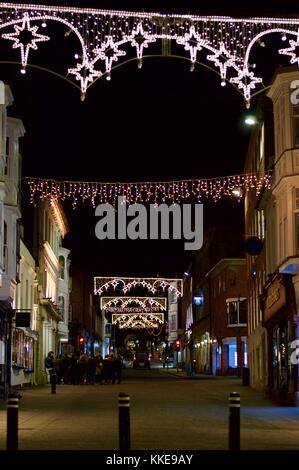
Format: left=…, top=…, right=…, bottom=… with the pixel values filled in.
left=24, top=172, right=272, bottom=207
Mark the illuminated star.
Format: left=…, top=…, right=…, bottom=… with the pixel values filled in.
left=230, top=68, right=263, bottom=105
left=2, top=13, right=49, bottom=68
left=176, top=25, right=205, bottom=63
left=94, top=36, right=126, bottom=75
left=279, top=29, right=299, bottom=66
left=129, top=21, right=156, bottom=60
left=206, top=42, right=237, bottom=80
left=68, top=60, right=102, bottom=93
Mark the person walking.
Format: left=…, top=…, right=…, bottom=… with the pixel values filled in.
left=45, top=351, right=54, bottom=383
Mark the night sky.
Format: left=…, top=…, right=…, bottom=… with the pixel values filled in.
left=0, top=0, right=297, bottom=277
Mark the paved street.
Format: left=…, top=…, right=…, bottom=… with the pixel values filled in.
left=0, top=369, right=299, bottom=450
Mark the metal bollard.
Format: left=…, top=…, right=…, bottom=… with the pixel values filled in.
left=51, top=372, right=57, bottom=394
left=228, top=392, right=240, bottom=451
left=6, top=393, right=19, bottom=451
left=118, top=392, right=130, bottom=450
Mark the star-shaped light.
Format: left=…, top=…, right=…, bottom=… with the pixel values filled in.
left=279, top=29, right=299, bottom=66
left=176, top=25, right=205, bottom=63
left=230, top=67, right=263, bottom=105
left=93, top=36, right=126, bottom=76
left=68, top=60, right=102, bottom=94
left=206, top=42, right=237, bottom=83
left=2, top=13, right=50, bottom=69
left=128, top=21, right=156, bottom=61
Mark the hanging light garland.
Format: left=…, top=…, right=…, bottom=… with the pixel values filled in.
left=112, top=313, right=164, bottom=329
left=100, top=296, right=167, bottom=312
left=25, top=172, right=272, bottom=208
left=0, top=3, right=298, bottom=105
left=94, top=276, right=183, bottom=297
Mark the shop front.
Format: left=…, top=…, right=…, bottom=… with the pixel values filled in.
left=11, top=327, right=37, bottom=388
left=263, top=273, right=299, bottom=406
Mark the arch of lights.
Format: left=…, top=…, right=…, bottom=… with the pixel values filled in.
left=94, top=276, right=183, bottom=297
left=100, top=296, right=167, bottom=331
left=112, top=313, right=164, bottom=329
left=0, top=3, right=298, bottom=106
left=100, top=296, right=167, bottom=312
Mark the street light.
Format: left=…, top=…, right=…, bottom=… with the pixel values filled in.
left=244, top=115, right=257, bottom=126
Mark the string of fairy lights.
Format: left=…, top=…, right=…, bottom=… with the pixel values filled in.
left=0, top=3, right=298, bottom=105
left=25, top=172, right=272, bottom=207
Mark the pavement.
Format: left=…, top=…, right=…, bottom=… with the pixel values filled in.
left=0, top=368, right=299, bottom=450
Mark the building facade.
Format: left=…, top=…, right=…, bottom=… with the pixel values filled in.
left=33, top=200, right=70, bottom=384
left=245, top=66, right=299, bottom=405
left=207, top=259, right=247, bottom=376
left=13, top=239, right=38, bottom=388
left=0, top=82, right=25, bottom=396
left=264, top=67, right=299, bottom=405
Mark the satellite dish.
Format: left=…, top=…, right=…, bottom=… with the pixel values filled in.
left=245, top=236, right=263, bottom=256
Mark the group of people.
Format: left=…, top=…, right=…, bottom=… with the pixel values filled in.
left=45, top=351, right=123, bottom=385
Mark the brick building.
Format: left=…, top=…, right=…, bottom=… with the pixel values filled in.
left=207, top=258, right=247, bottom=376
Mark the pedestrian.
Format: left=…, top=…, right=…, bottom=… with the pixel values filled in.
left=114, top=353, right=123, bottom=384
left=45, top=351, right=54, bottom=383
left=86, top=356, right=96, bottom=384
left=95, top=354, right=104, bottom=384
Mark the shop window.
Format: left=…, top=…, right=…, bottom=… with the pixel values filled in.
left=227, top=298, right=247, bottom=326
left=227, top=342, right=237, bottom=368
left=24, top=337, right=34, bottom=371
left=12, top=329, right=25, bottom=368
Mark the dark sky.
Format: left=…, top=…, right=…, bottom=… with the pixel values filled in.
left=1, top=0, right=297, bottom=277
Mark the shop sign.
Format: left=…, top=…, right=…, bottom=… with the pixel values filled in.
left=264, top=278, right=286, bottom=322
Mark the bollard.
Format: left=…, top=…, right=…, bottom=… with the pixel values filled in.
left=51, top=372, right=57, bottom=394
left=118, top=392, right=130, bottom=450
left=228, top=392, right=240, bottom=451
left=6, top=393, right=19, bottom=451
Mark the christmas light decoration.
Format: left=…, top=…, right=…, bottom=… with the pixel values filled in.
left=112, top=313, right=164, bottom=329
left=0, top=3, right=298, bottom=105
left=100, top=296, right=167, bottom=312
left=25, top=172, right=272, bottom=207
left=68, top=59, right=102, bottom=94
left=93, top=35, right=126, bottom=77
left=176, top=25, right=206, bottom=64
left=2, top=12, right=49, bottom=70
left=206, top=42, right=237, bottom=82
left=94, top=276, right=183, bottom=297
left=127, top=21, right=156, bottom=62
left=230, top=67, right=263, bottom=107
left=279, top=29, right=299, bottom=66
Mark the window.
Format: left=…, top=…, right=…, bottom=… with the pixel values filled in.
left=59, top=256, right=65, bottom=279
left=226, top=298, right=247, bottom=326
left=4, top=136, right=9, bottom=175
left=228, top=342, right=237, bottom=368
left=292, top=105, right=299, bottom=147
left=3, top=221, right=7, bottom=272
left=58, top=295, right=65, bottom=317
